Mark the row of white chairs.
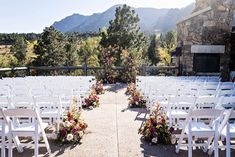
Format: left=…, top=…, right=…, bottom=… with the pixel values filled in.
left=0, top=76, right=96, bottom=98
left=176, top=109, right=235, bottom=157
left=0, top=95, right=85, bottom=132
left=175, top=108, right=235, bottom=157
left=0, top=108, right=50, bottom=157
left=136, top=76, right=235, bottom=157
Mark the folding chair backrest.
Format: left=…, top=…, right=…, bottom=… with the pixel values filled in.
left=196, top=97, right=219, bottom=109
left=218, top=90, right=235, bottom=97
left=11, top=96, right=34, bottom=109
left=0, top=97, right=11, bottom=108
left=220, top=96, right=235, bottom=109
left=35, top=96, right=60, bottom=110
left=4, top=108, right=37, bottom=118
left=198, top=90, right=217, bottom=97
left=191, top=109, right=223, bottom=119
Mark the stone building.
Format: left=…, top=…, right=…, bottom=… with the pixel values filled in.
left=177, top=0, right=235, bottom=81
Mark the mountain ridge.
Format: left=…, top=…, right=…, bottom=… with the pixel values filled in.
left=52, top=4, right=195, bottom=34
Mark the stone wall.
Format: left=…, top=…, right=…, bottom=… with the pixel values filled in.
left=177, top=0, right=235, bottom=79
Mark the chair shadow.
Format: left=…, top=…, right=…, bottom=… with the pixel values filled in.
left=104, top=83, right=127, bottom=93
left=49, top=140, right=80, bottom=156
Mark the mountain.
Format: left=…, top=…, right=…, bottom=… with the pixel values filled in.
left=53, top=4, right=195, bottom=34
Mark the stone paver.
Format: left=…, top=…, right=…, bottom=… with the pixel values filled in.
left=12, top=83, right=235, bottom=157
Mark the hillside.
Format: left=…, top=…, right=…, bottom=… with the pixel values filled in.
left=53, top=4, right=195, bottom=34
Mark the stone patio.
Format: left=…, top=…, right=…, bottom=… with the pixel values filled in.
left=11, top=84, right=234, bottom=157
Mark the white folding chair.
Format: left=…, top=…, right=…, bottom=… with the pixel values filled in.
left=221, top=110, right=235, bottom=157
left=176, top=109, right=224, bottom=157
left=4, top=108, right=51, bottom=157
left=52, top=88, right=73, bottom=111
left=167, top=96, right=196, bottom=128
left=34, top=96, right=63, bottom=132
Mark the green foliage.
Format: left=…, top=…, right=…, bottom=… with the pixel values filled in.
left=25, top=40, right=37, bottom=65
left=79, top=37, right=100, bottom=67
left=10, top=37, right=27, bottom=66
left=64, top=38, right=79, bottom=66
left=0, top=54, right=18, bottom=67
left=100, top=4, right=146, bottom=66
left=100, top=4, right=147, bottom=83
left=33, top=26, right=67, bottom=66
left=157, top=31, right=177, bottom=65
left=160, top=30, right=177, bottom=52
left=0, top=33, right=40, bottom=45
left=158, top=47, right=171, bottom=65
left=147, top=35, right=160, bottom=65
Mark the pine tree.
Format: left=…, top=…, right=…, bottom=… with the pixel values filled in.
left=33, top=26, right=67, bottom=66
left=100, top=4, right=146, bottom=66
left=10, top=37, right=27, bottom=65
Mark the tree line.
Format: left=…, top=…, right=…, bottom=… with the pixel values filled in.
left=0, top=4, right=177, bottom=83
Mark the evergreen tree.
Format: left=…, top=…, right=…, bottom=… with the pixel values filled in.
left=33, top=26, right=67, bottom=66
left=79, top=37, right=100, bottom=67
left=100, top=4, right=146, bottom=66
left=64, top=37, right=79, bottom=66
left=10, top=37, right=27, bottom=65
left=147, top=35, right=160, bottom=65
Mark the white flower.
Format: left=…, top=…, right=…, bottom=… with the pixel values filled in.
left=152, top=137, right=158, bottom=144
left=89, top=106, right=93, bottom=110
left=64, top=121, right=72, bottom=127
left=171, top=135, right=176, bottom=144
left=66, top=134, right=74, bottom=141
left=78, top=131, right=84, bottom=137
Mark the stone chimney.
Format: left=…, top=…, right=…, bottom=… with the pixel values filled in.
left=193, top=0, right=211, bottom=12
left=177, top=0, right=235, bottom=80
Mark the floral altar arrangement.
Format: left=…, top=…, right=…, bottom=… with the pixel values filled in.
left=139, top=103, right=176, bottom=145
left=82, top=91, right=100, bottom=109
left=128, top=87, right=146, bottom=108
left=125, top=83, right=136, bottom=95
left=57, top=97, right=88, bottom=143
left=93, top=81, right=105, bottom=95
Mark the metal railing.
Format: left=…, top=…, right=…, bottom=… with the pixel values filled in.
left=0, top=65, right=178, bottom=78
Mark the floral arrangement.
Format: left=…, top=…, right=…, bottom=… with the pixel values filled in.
left=125, top=83, right=136, bottom=95
left=82, top=91, right=100, bottom=109
left=57, top=97, right=88, bottom=143
left=100, top=46, right=117, bottom=84
left=93, top=81, right=105, bottom=95
left=139, top=103, right=176, bottom=145
left=128, top=88, right=146, bottom=108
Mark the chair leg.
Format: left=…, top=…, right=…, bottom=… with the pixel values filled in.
left=2, top=124, right=5, bottom=157
left=205, top=136, right=213, bottom=154
left=34, top=135, right=38, bottom=157
left=35, top=128, right=39, bottom=157
left=188, top=120, right=192, bottom=157
left=8, top=126, right=12, bottom=157
left=176, top=127, right=185, bottom=153
left=13, top=136, right=23, bottom=153
left=41, top=129, right=51, bottom=154
left=214, top=121, right=219, bottom=157
left=226, top=123, right=230, bottom=157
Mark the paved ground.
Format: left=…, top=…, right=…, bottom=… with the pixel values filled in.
left=11, top=84, right=234, bottom=157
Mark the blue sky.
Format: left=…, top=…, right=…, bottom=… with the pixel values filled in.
left=0, top=0, right=195, bottom=33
